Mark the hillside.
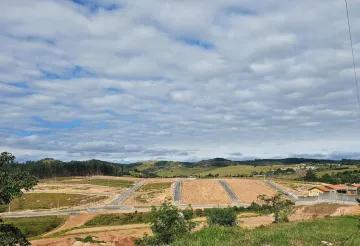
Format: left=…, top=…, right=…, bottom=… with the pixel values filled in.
left=172, top=215, right=360, bottom=246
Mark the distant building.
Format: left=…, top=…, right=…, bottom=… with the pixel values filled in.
left=307, top=184, right=359, bottom=196
left=307, top=186, right=330, bottom=196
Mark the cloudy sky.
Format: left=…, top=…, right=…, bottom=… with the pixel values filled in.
left=1, top=0, right=360, bottom=163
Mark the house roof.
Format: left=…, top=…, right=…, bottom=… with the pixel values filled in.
left=309, top=186, right=330, bottom=192
left=325, top=184, right=349, bottom=190
left=351, top=184, right=360, bottom=188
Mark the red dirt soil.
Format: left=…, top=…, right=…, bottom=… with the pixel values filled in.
left=181, top=179, right=232, bottom=205
left=226, top=179, right=278, bottom=204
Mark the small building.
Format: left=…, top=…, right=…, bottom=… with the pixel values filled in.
left=349, top=184, right=360, bottom=195
left=325, top=184, right=349, bottom=194
left=307, top=186, right=330, bottom=196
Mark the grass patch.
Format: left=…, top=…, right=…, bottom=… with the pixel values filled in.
left=198, top=165, right=298, bottom=177
left=137, top=161, right=157, bottom=171
left=74, top=236, right=105, bottom=243
left=83, top=212, right=150, bottom=227
left=158, top=167, right=216, bottom=177
left=0, top=193, right=106, bottom=212
left=139, top=182, right=172, bottom=191
left=172, top=215, right=360, bottom=246
left=2, top=216, right=68, bottom=238
left=84, top=179, right=134, bottom=188
left=40, top=177, right=134, bottom=188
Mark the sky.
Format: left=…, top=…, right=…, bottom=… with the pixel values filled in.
left=1, top=0, right=360, bottom=163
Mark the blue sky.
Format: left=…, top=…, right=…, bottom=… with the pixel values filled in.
left=1, top=0, right=360, bottom=162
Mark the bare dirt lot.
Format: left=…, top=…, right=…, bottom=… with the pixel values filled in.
left=124, top=181, right=174, bottom=206
left=272, top=181, right=313, bottom=196
left=226, top=179, right=278, bottom=204
left=181, top=179, right=232, bottom=205
left=33, top=184, right=122, bottom=195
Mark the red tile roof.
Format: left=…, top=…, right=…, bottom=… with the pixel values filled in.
left=325, top=184, right=349, bottom=190
left=351, top=184, right=360, bottom=188
left=309, top=186, right=330, bottom=192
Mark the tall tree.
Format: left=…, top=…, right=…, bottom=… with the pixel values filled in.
left=0, top=152, right=38, bottom=245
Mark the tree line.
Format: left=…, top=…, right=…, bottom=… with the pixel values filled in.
left=4, top=158, right=137, bottom=179
left=303, top=169, right=360, bottom=184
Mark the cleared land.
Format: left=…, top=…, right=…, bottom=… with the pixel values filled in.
left=181, top=179, right=232, bottom=205
left=273, top=181, right=314, bottom=196
left=0, top=193, right=106, bottom=212
left=3, top=216, right=68, bottom=238
left=124, top=182, right=173, bottom=206
left=33, top=184, right=122, bottom=194
left=226, top=179, right=278, bottom=204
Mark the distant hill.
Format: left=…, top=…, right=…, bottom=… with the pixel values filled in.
left=10, top=156, right=356, bottom=179
left=194, top=158, right=236, bottom=167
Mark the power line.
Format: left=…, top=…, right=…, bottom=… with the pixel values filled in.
left=344, top=0, right=360, bottom=110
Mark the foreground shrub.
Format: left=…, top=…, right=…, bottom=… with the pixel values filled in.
left=257, top=194, right=294, bottom=224
left=207, top=208, right=237, bottom=227
left=135, top=202, right=195, bottom=245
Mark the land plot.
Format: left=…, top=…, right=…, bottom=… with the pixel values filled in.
left=181, top=179, right=232, bottom=205
left=0, top=193, right=107, bottom=212
left=226, top=179, right=278, bottom=204
left=124, top=182, right=174, bottom=206
left=33, top=184, right=122, bottom=194
left=273, top=181, right=313, bottom=196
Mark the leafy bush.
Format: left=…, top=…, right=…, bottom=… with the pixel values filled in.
left=74, top=236, right=105, bottom=243
left=136, top=202, right=195, bottom=245
left=195, top=209, right=204, bottom=217
left=257, top=194, right=294, bottom=224
left=182, top=205, right=194, bottom=220
left=207, top=208, right=237, bottom=227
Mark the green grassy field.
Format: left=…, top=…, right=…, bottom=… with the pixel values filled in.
left=84, top=213, right=150, bottom=227
left=41, top=178, right=134, bottom=188
left=3, top=216, right=68, bottom=238
left=137, top=161, right=157, bottom=171
left=315, top=166, right=360, bottom=176
left=0, top=193, right=106, bottom=212
left=139, top=182, right=172, bottom=191
left=197, top=165, right=298, bottom=177
left=172, top=215, right=360, bottom=246
left=158, top=167, right=216, bottom=177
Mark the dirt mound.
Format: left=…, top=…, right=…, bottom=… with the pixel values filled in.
left=290, top=204, right=359, bottom=221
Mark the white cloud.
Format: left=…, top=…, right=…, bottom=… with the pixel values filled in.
left=1, top=0, right=360, bottom=162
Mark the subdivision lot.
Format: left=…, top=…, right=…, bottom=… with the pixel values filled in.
left=124, top=181, right=174, bottom=206
left=226, top=179, right=278, bottom=204
left=33, top=184, right=123, bottom=195
left=273, top=181, right=313, bottom=196
left=181, top=179, right=232, bottom=205
left=0, top=193, right=107, bottom=212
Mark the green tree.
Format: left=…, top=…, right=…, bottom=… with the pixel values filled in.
left=135, top=202, right=195, bottom=245
left=207, top=208, right=237, bottom=227
left=0, top=152, right=38, bottom=246
left=257, top=194, right=294, bottom=223
left=303, top=169, right=318, bottom=182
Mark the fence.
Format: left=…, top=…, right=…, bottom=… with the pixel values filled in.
left=296, top=193, right=359, bottom=205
